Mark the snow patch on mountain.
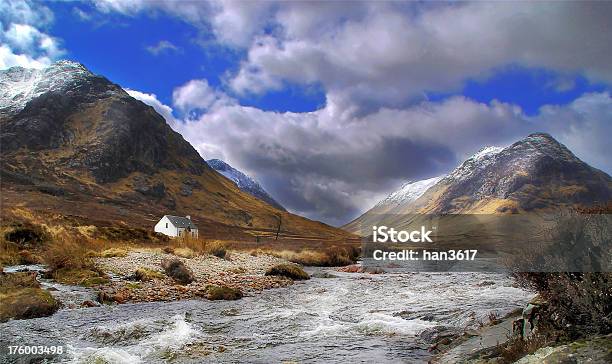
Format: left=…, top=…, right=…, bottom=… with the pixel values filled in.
left=376, top=176, right=444, bottom=208
left=207, top=159, right=285, bottom=211
left=0, top=60, right=93, bottom=114
left=444, top=146, right=504, bottom=184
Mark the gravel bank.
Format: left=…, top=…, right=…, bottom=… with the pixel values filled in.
left=94, top=250, right=295, bottom=303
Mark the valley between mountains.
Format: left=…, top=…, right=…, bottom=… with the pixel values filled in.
left=1, top=61, right=610, bottom=364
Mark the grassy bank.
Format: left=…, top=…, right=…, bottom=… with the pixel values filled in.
left=0, top=272, right=59, bottom=322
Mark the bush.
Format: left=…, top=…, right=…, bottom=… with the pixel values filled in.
left=4, top=223, right=49, bottom=247
left=205, top=285, right=243, bottom=300
left=514, top=272, right=611, bottom=337
left=265, top=264, right=310, bottom=280
left=99, top=248, right=128, bottom=258
left=133, top=267, right=165, bottom=281
left=173, top=247, right=195, bottom=258
left=43, top=235, right=93, bottom=272
left=0, top=238, right=20, bottom=266
left=161, top=258, right=194, bottom=284
left=203, top=241, right=227, bottom=259
left=52, top=268, right=109, bottom=286
left=325, top=245, right=360, bottom=266
left=511, top=207, right=612, bottom=338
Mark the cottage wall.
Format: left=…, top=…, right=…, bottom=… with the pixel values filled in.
left=154, top=216, right=178, bottom=237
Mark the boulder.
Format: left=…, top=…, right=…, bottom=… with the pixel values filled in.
left=337, top=264, right=362, bottom=273
left=161, top=258, right=195, bottom=284
left=205, top=285, right=243, bottom=300
left=265, top=264, right=309, bottom=280
left=0, top=272, right=59, bottom=321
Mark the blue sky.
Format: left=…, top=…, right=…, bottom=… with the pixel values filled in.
left=1, top=1, right=611, bottom=225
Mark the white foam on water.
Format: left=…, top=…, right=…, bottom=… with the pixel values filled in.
left=70, top=314, right=198, bottom=363
left=301, top=313, right=436, bottom=338
left=301, top=321, right=350, bottom=337
left=70, top=346, right=141, bottom=364
left=354, top=314, right=436, bottom=336
left=141, top=314, right=196, bottom=350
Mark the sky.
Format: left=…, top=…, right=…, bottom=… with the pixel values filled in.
left=1, top=0, right=611, bottom=226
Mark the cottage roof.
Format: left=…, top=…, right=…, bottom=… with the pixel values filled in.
left=164, top=215, right=197, bottom=229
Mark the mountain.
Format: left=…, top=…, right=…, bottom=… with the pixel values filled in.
left=344, top=133, right=611, bottom=233
left=207, top=159, right=285, bottom=211
left=0, top=61, right=352, bottom=241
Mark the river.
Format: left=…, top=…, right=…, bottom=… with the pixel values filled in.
left=1, top=267, right=532, bottom=363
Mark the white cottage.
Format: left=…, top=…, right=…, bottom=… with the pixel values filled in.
left=154, top=215, right=198, bottom=238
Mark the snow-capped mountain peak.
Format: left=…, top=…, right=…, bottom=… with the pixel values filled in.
left=207, top=159, right=285, bottom=211
left=0, top=60, right=94, bottom=115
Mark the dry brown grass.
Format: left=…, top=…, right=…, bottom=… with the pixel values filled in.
left=0, top=235, right=20, bottom=267
left=41, top=233, right=110, bottom=286
left=249, top=245, right=360, bottom=266
left=43, top=234, right=95, bottom=272
left=169, top=235, right=206, bottom=252
left=2, top=216, right=356, bottom=273
left=99, top=248, right=129, bottom=258
left=201, top=240, right=228, bottom=258
left=166, top=237, right=229, bottom=259
left=173, top=247, right=195, bottom=258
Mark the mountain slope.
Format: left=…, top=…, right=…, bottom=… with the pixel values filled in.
left=0, top=61, right=352, bottom=241
left=344, top=133, right=611, bottom=233
left=207, top=159, right=285, bottom=211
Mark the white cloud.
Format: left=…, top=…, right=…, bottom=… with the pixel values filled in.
left=93, top=0, right=270, bottom=47
left=208, top=0, right=273, bottom=47
left=145, top=40, right=180, bottom=55
left=535, top=92, right=612, bottom=174
left=0, top=44, right=50, bottom=69
left=0, top=0, right=64, bottom=70
left=172, top=79, right=235, bottom=112
left=72, top=7, right=93, bottom=22
left=92, top=0, right=148, bottom=15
